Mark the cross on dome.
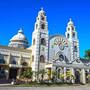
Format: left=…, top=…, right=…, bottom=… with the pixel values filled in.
left=68, top=18, right=74, bottom=25
left=18, top=27, right=23, bottom=34
left=70, top=18, right=72, bottom=21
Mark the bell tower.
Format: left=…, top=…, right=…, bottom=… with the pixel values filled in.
left=32, top=8, right=49, bottom=73
left=65, top=18, right=80, bottom=63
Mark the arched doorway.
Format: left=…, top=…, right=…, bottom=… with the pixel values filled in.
left=9, top=68, right=18, bottom=79
left=9, top=59, right=18, bottom=79
left=56, top=67, right=63, bottom=81
left=0, top=67, right=6, bottom=79
left=75, top=69, right=80, bottom=83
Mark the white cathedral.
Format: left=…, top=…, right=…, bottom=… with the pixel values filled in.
left=0, top=8, right=90, bottom=84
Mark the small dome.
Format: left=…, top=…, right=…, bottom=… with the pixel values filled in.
left=10, top=29, right=27, bottom=41
left=8, top=28, right=29, bottom=49
left=68, top=18, right=74, bottom=25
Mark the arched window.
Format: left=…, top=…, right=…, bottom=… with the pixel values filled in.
left=0, top=54, right=5, bottom=64
left=41, top=15, right=45, bottom=21
left=74, top=46, right=77, bottom=52
left=33, top=39, right=35, bottom=45
left=41, top=24, right=45, bottom=29
left=0, top=59, right=5, bottom=64
left=32, top=55, right=34, bottom=62
left=40, top=55, right=45, bottom=63
left=68, top=28, right=70, bottom=31
left=41, top=38, right=46, bottom=46
left=36, top=24, right=38, bottom=29
left=38, top=17, right=39, bottom=20
left=71, top=26, right=74, bottom=30
left=11, top=60, right=16, bottom=64
left=73, top=33, right=75, bottom=38
left=67, top=33, right=70, bottom=38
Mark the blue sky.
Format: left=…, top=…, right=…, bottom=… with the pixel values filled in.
left=0, top=0, right=90, bottom=57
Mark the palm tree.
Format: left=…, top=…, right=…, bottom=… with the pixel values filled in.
left=84, top=49, right=90, bottom=60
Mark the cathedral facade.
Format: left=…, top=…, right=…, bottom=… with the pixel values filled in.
left=0, top=8, right=90, bottom=84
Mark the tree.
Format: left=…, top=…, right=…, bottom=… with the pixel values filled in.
left=84, top=50, right=90, bottom=60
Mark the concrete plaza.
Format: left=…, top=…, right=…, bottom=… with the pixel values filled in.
left=0, top=85, right=90, bottom=90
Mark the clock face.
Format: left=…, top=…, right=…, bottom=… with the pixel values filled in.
left=53, top=37, right=68, bottom=50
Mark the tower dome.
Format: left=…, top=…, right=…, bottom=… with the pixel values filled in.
left=8, top=28, right=29, bottom=49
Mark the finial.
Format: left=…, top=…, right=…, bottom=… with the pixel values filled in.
left=18, top=27, right=23, bottom=33
left=20, top=27, right=23, bottom=30
left=38, top=7, right=45, bottom=15
left=70, top=18, right=72, bottom=21
left=41, top=7, right=43, bottom=11
left=68, top=18, right=73, bottom=25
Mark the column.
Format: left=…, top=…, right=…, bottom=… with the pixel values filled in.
left=17, top=69, right=21, bottom=79
left=71, top=68, right=75, bottom=83
left=7, top=53, right=11, bottom=64
left=32, top=69, right=38, bottom=82
left=5, top=68, right=9, bottom=80
left=63, top=67, right=66, bottom=83
left=18, top=54, right=22, bottom=65
left=6, top=53, right=11, bottom=80
left=17, top=54, right=22, bottom=79
left=81, top=68, right=86, bottom=84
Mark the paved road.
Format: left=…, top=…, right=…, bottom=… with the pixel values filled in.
left=0, top=85, right=90, bottom=90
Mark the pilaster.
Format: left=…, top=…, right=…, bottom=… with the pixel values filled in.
left=81, top=68, right=86, bottom=84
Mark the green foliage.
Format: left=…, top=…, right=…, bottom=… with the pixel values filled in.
left=52, top=71, right=57, bottom=76
left=39, top=69, right=46, bottom=80
left=84, top=49, right=90, bottom=60
left=32, top=69, right=46, bottom=82
left=39, top=69, right=46, bottom=74
left=20, top=68, right=33, bottom=79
